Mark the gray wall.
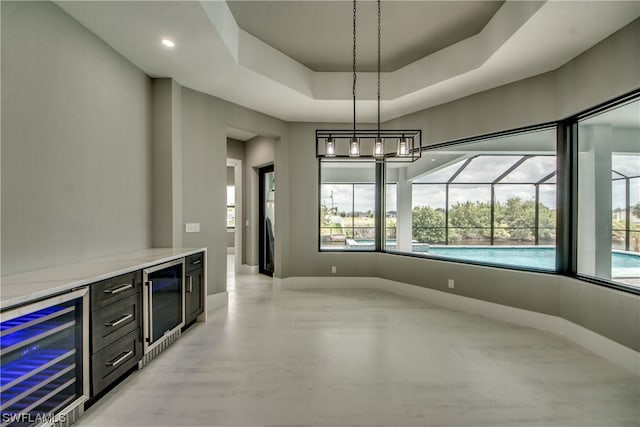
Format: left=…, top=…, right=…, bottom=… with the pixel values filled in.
left=227, top=138, right=245, bottom=160
left=151, top=78, right=182, bottom=248
left=179, top=89, right=286, bottom=293
left=279, top=19, right=640, bottom=351
left=1, top=1, right=152, bottom=275
left=180, top=88, right=227, bottom=293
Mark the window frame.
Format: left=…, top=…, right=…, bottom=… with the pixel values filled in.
left=383, top=124, right=559, bottom=274
left=569, top=89, right=640, bottom=294
left=317, top=161, right=381, bottom=252
left=316, top=88, right=640, bottom=296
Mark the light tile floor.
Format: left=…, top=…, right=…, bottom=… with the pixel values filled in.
left=78, top=263, right=639, bottom=427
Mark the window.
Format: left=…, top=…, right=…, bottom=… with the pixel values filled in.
left=315, top=91, right=640, bottom=294
left=385, top=128, right=557, bottom=270
left=227, top=185, right=235, bottom=229
left=319, top=162, right=376, bottom=250
left=577, top=98, right=640, bottom=287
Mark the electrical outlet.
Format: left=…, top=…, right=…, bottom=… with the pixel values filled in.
left=331, top=266, right=337, bottom=274
left=448, top=279, right=455, bottom=289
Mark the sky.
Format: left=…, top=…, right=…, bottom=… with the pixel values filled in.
left=322, top=155, right=561, bottom=213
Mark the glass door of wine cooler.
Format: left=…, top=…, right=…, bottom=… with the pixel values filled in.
left=1, top=289, right=89, bottom=426
left=142, top=259, right=184, bottom=353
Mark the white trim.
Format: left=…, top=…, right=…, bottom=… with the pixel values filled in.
left=239, top=264, right=258, bottom=274
left=278, top=276, right=640, bottom=375
left=206, top=291, right=228, bottom=314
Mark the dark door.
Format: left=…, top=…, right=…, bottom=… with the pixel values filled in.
left=259, top=165, right=275, bottom=276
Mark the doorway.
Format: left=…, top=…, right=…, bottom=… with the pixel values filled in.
left=226, top=158, right=242, bottom=289
left=258, top=165, right=275, bottom=276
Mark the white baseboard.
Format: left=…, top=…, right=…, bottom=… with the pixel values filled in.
left=239, top=264, right=258, bottom=274
left=206, top=291, right=228, bottom=315
left=278, top=276, right=640, bottom=375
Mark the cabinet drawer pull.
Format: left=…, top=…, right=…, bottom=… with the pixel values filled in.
left=105, top=313, right=133, bottom=328
left=104, top=283, right=133, bottom=294
left=106, top=350, right=134, bottom=367
left=191, top=259, right=201, bottom=265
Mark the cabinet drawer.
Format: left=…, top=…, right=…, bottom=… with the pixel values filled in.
left=92, top=293, right=142, bottom=354
left=185, top=252, right=204, bottom=272
left=91, top=328, right=142, bottom=396
left=91, top=271, right=140, bottom=310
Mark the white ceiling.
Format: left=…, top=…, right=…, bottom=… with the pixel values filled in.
left=227, top=127, right=258, bottom=141
left=227, top=1, right=504, bottom=72
left=55, top=1, right=640, bottom=123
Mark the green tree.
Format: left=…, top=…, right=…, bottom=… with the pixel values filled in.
left=448, top=201, right=491, bottom=241
left=537, top=202, right=556, bottom=242
left=411, top=197, right=557, bottom=245
left=412, top=206, right=445, bottom=243
left=495, top=197, right=535, bottom=241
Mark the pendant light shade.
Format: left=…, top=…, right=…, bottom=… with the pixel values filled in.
left=373, top=137, right=384, bottom=157
left=325, top=138, right=336, bottom=157
left=397, top=137, right=410, bottom=156
left=349, top=137, right=360, bottom=157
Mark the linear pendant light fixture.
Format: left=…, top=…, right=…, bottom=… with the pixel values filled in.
left=317, top=0, right=421, bottom=162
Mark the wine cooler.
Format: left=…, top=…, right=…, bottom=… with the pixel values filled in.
left=140, top=259, right=184, bottom=367
left=1, top=289, right=89, bottom=427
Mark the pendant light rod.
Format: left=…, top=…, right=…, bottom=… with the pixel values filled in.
left=377, top=0, right=381, bottom=137
left=352, top=0, right=357, bottom=138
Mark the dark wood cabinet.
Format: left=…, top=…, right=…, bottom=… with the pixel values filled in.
left=91, top=271, right=139, bottom=309
left=184, top=252, right=205, bottom=327
left=91, top=293, right=141, bottom=353
left=3, top=249, right=207, bottom=422
left=89, top=271, right=142, bottom=397
left=91, top=329, right=143, bottom=396
left=88, top=252, right=205, bottom=398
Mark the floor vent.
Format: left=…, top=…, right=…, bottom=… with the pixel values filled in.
left=53, top=401, right=83, bottom=427
left=138, top=328, right=182, bottom=369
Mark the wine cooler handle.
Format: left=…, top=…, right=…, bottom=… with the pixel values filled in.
left=146, top=281, right=153, bottom=343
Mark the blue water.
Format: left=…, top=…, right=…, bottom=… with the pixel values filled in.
left=426, top=246, right=557, bottom=270
left=347, top=240, right=640, bottom=275
left=423, top=247, right=640, bottom=274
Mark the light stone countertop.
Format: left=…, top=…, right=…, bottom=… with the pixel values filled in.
left=0, top=248, right=206, bottom=310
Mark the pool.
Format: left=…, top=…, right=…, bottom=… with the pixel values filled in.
left=424, top=246, right=640, bottom=276
left=340, top=240, right=640, bottom=277
left=426, top=246, right=557, bottom=270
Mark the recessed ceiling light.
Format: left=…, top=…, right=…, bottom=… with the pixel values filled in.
left=161, top=38, right=175, bottom=48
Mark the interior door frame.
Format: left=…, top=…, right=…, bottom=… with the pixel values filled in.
left=258, top=164, right=275, bottom=276
left=226, top=158, right=242, bottom=277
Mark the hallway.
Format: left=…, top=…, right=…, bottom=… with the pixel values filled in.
left=78, top=272, right=639, bottom=426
